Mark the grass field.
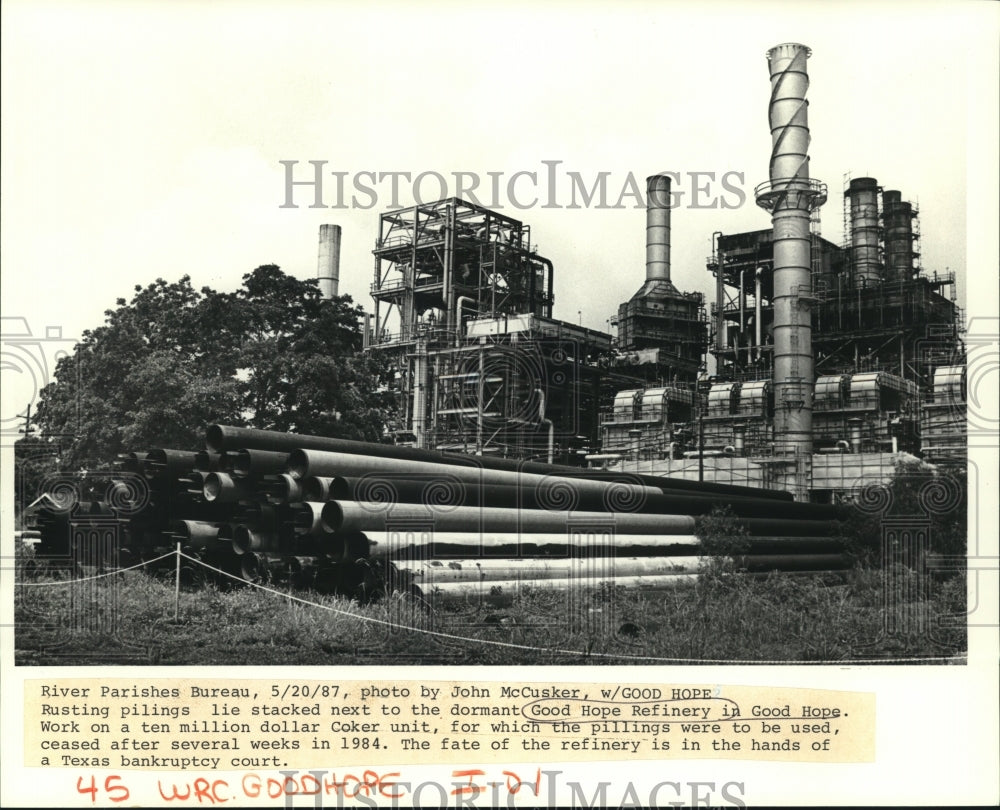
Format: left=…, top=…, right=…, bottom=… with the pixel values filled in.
left=14, top=555, right=967, bottom=666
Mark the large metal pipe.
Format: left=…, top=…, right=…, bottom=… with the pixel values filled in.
left=233, top=501, right=277, bottom=526
left=239, top=552, right=277, bottom=583
left=115, top=452, right=141, bottom=474
left=322, top=500, right=698, bottom=536
left=393, top=553, right=851, bottom=583
left=203, top=472, right=256, bottom=504
left=170, top=520, right=220, bottom=551
left=207, top=424, right=794, bottom=501
left=417, top=574, right=699, bottom=598
left=317, top=224, right=341, bottom=300
left=321, top=499, right=839, bottom=538
left=302, top=476, right=336, bottom=502
left=645, top=174, right=672, bottom=281
left=229, top=449, right=290, bottom=478
left=754, top=42, right=826, bottom=494
left=261, top=473, right=304, bottom=505
left=233, top=525, right=280, bottom=555
left=289, top=447, right=809, bottom=509
left=395, top=556, right=706, bottom=582
left=410, top=568, right=849, bottom=599
left=289, top=502, right=327, bottom=536
left=193, top=451, right=223, bottom=472
left=288, top=448, right=666, bottom=501
left=142, top=449, right=199, bottom=481
left=372, top=522, right=843, bottom=557
left=846, top=177, right=881, bottom=288
left=325, top=474, right=841, bottom=519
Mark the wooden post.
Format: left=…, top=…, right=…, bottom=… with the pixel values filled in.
left=174, top=541, right=181, bottom=622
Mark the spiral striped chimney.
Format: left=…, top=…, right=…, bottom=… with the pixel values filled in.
left=754, top=43, right=827, bottom=497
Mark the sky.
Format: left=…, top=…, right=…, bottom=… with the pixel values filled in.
left=2, top=0, right=997, bottom=428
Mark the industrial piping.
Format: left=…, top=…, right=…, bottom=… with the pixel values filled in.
left=321, top=500, right=700, bottom=536
left=319, top=499, right=839, bottom=538
left=288, top=447, right=666, bottom=501
left=41, top=429, right=853, bottom=604
left=754, top=43, right=826, bottom=499
left=207, top=425, right=795, bottom=501
left=393, top=553, right=851, bottom=583
left=354, top=531, right=843, bottom=559
left=322, top=473, right=840, bottom=519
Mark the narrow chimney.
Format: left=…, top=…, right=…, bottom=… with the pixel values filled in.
left=645, top=174, right=672, bottom=281
left=317, top=224, right=341, bottom=299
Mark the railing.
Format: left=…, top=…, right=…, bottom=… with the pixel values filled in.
left=371, top=275, right=444, bottom=295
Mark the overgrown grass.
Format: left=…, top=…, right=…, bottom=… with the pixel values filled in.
left=15, top=560, right=966, bottom=665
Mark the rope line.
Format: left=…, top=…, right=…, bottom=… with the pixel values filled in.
left=14, top=549, right=961, bottom=664
left=15, top=551, right=177, bottom=586
left=177, top=552, right=961, bottom=665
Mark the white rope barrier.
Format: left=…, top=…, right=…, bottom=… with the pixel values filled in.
left=176, top=552, right=960, bottom=665
left=14, top=551, right=177, bottom=586
left=13, top=547, right=961, bottom=664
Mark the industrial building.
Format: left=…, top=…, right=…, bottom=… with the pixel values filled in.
left=312, top=42, right=966, bottom=503
left=360, top=196, right=610, bottom=462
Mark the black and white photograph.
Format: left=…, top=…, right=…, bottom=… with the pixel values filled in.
left=2, top=1, right=997, bottom=807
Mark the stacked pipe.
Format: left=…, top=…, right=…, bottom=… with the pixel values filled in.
left=30, top=425, right=850, bottom=602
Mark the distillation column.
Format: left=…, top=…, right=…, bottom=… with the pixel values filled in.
left=846, top=178, right=881, bottom=288
left=754, top=43, right=827, bottom=499
left=882, top=189, right=916, bottom=282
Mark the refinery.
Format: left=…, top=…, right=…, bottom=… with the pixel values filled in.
left=20, top=42, right=966, bottom=602
left=315, top=41, right=967, bottom=504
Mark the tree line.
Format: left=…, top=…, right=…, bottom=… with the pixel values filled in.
left=16, top=266, right=393, bottom=506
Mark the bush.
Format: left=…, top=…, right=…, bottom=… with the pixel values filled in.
left=695, top=505, right=753, bottom=581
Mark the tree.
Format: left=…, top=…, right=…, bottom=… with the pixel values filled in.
left=228, top=265, right=389, bottom=439
left=27, top=267, right=392, bottom=475
left=839, top=458, right=967, bottom=564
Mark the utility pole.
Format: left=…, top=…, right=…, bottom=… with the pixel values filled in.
left=18, top=404, right=32, bottom=437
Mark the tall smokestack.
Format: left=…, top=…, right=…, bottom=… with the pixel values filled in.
left=846, top=177, right=881, bottom=287
left=755, top=43, right=826, bottom=496
left=645, top=174, right=672, bottom=282
left=317, top=224, right=341, bottom=299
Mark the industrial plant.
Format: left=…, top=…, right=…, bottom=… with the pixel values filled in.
left=327, top=42, right=968, bottom=504
left=20, top=42, right=967, bottom=612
